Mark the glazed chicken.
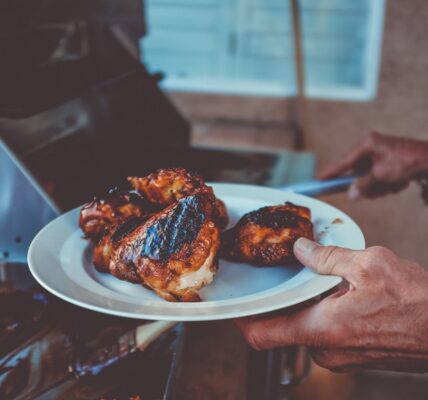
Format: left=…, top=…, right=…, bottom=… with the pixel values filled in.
left=79, top=188, right=158, bottom=242
left=221, top=202, right=313, bottom=266
left=110, top=193, right=220, bottom=302
left=213, top=198, right=229, bottom=230
left=81, top=168, right=227, bottom=302
left=128, top=168, right=228, bottom=229
left=128, top=168, right=208, bottom=206
left=93, top=216, right=151, bottom=283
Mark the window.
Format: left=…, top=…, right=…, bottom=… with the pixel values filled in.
left=140, top=0, right=385, bottom=101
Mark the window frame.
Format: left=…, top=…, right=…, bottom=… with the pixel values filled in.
left=141, top=0, right=386, bottom=101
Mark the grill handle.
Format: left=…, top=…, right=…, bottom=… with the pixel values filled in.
left=281, top=176, right=357, bottom=197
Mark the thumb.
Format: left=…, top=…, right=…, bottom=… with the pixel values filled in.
left=294, top=238, right=357, bottom=283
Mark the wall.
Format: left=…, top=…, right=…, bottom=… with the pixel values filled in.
left=167, top=0, right=428, bottom=266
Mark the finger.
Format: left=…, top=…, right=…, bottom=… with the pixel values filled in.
left=319, top=143, right=372, bottom=179
left=349, top=173, right=400, bottom=199
left=311, top=348, right=428, bottom=373
left=234, top=301, right=336, bottom=350
left=348, top=173, right=375, bottom=199
left=311, top=348, right=369, bottom=371
left=311, top=348, right=391, bottom=370
left=293, top=238, right=359, bottom=284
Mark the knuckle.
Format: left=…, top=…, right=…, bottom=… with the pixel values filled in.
left=365, top=246, right=394, bottom=263
left=243, top=325, right=265, bottom=351
left=311, top=348, right=353, bottom=372
left=353, top=252, right=377, bottom=279
left=322, top=318, right=346, bottom=345
left=311, top=350, right=336, bottom=370
left=371, top=168, right=388, bottom=182
left=359, top=248, right=377, bottom=264
left=307, top=331, right=325, bottom=348
left=360, top=251, right=377, bottom=267
left=307, top=308, right=342, bottom=347
left=353, top=246, right=395, bottom=280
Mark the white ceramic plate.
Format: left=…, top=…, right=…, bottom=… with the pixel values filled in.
left=28, top=183, right=365, bottom=321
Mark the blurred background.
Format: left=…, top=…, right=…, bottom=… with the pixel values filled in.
left=1, top=1, right=428, bottom=399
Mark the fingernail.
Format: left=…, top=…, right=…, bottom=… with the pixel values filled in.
left=295, top=237, right=319, bottom=255
left=348, top=184, right=361, bottom=200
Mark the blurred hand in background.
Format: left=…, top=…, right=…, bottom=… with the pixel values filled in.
left=320, top=132, right=428, bottom=199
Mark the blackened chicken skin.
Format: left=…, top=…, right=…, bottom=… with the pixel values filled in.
left=221, top=202, right=313, bottom=266
left=128, top=168, right=229, bottom=229
left=93, top=216, right=151, bottom=283
left=79, top=188, right=158, bottom=242
left=111, top=193, right=220, bottom=302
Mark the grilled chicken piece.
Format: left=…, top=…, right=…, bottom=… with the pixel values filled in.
left=92, top=233, right=112, bottom=273
left=93, top=216, right=150, bottom=283
left=111, top=193, right=220, bottom=302
left=128, top=168, right=229, bottom=229
left=79, top=188, right=159, bottom=242
left=214, top=198, right=229, bottom=229
left=128, top=168, right=208, bottom=206
left=221, top=202, right=313, bottom=266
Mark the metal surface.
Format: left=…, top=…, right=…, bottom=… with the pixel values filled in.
left=0, top=262, right=185, bottom=400
left=0, top=139, right=60, bottom=263
left=282, top=176, right=357, bottom=197
left=190, top=146, right=315, bottom=188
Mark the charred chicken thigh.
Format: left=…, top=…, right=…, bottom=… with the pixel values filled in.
left=214, top=198, right=229, bottom=230
left=93, top=216, right=151, bottom=283
left=222, top=202, right=313, bottom=266
left=79, top=188, right=158, bottom=242
left=128, top=168, right=229, bottom=229
left=128, top=168, right=208, bottom=206
left=110, top=193, right=220, bottom=302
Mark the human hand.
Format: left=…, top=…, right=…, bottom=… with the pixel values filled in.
left=320, top=132, right=428, bottom=199
left=236, top=238, right=428, bottom=372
